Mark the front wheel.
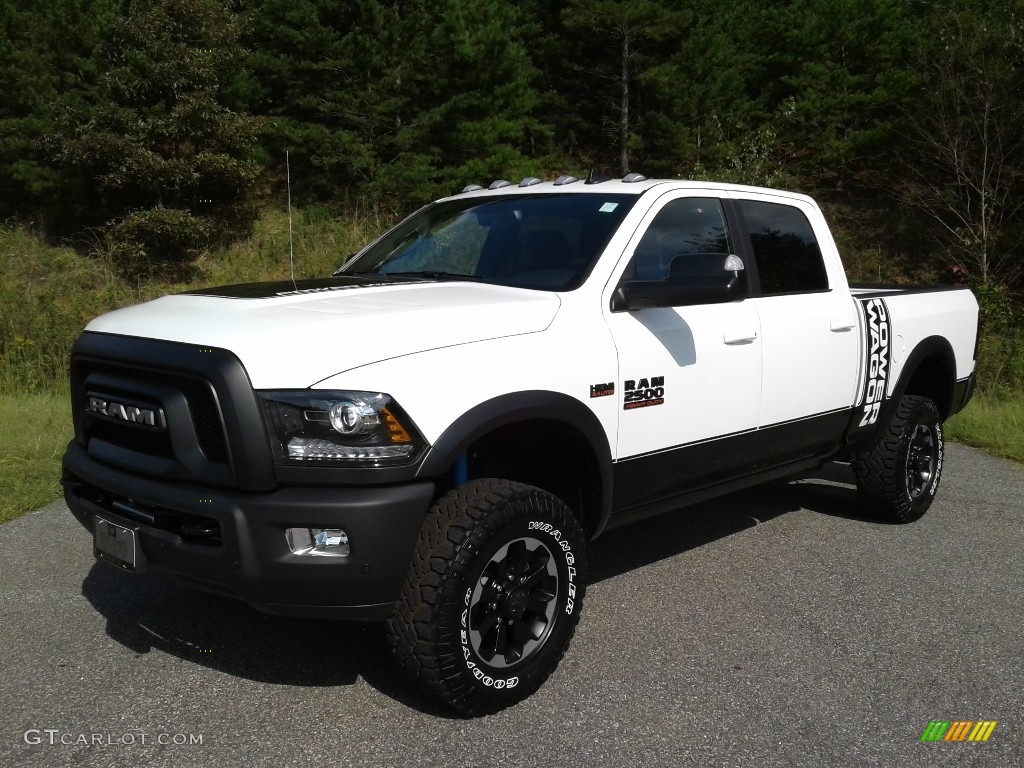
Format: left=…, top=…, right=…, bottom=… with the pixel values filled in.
left=852, top=394, right=944, bottom=523
left=386, top=479, right=587, bottom=716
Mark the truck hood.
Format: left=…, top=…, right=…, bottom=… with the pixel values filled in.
left=85, top=278, right=561, bottom=388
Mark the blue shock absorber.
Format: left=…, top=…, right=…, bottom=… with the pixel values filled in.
left=454, top=451, right=469, bottom=486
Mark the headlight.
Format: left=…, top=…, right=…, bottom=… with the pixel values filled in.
left=258, top=390, right=425, bottom=467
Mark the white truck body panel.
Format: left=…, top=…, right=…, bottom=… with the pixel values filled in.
left=86, top=282, right=560, bottom=389
left=850, top=287, right=980, bottom=386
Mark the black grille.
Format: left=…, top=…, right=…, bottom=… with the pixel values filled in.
left=179, top=378, right=229, bottom=464
left=69, top=335, right=279, bottom=492
left=78, top=360, right=230, bottom=467
left=89, top=417, right=174, bottom=459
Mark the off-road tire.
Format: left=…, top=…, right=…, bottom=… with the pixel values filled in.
left=386, top=478, right=587, bottom=716
left=852, top=394, right=943, bottom=523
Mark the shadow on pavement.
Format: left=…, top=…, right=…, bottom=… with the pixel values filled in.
left=81, top=564, right=455, bottom=716
left=588, top=460, right=879, bottom=583
left=80, top=460, right=874, bottom=717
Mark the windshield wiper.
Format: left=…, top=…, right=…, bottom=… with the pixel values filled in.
left=330, top=270, right=390, bottom=278
left=379, top=271, right=487, bottom=282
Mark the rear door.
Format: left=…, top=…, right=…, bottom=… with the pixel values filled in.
left=731, top=194, right=860, bottom=463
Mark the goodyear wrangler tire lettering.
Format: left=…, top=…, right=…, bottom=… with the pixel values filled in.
left=386, top=479, right=587, bottom=716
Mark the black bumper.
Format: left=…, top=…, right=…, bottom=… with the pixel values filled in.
left=63, top=441, right=434, bottom=620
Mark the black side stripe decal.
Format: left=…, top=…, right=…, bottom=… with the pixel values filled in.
left=857, top=297, right=891, bottom=428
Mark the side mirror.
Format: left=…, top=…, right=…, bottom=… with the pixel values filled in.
left=611, top=254, right=748, bottom=311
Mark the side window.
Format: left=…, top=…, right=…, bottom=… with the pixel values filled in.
left=631, top=197, right=731, bottom=280
left=736, top=200, right=828, bottom=294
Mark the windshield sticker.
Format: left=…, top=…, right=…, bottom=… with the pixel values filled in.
left=590, top=382, right=615, bottom=398
left=599, top=202, right=619, bottom=213
left=623, top=376, right=665, bottom=409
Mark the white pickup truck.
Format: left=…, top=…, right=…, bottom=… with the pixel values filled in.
left=63, top=175, right=978, bottom=715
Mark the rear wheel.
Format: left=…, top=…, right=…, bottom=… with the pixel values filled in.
left=386, top=479, right=587, bottom=715
left=852, top=394, right=943, bottom=523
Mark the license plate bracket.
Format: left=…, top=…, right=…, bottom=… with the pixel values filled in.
left=94, top=516, right=144, bottom=573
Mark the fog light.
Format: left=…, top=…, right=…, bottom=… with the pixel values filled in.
left=286, top=527, right=350, bottom=557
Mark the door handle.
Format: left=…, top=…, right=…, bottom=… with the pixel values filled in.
left=723, top=329, right=758, bottom=345
left=829, top=316, right=856, bottom=332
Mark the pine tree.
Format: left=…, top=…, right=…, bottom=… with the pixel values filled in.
left=378, top=0, right=543, bottom=199
left=560, top=0, right=689, bottom=175
left=56, top=0, right=262, bottom=269
left=238, top=0, right=544, bottom=210
left=0, top=0, right=120, bottom=224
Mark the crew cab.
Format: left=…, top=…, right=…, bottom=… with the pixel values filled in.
left=63, top=175, right=978, bottom=715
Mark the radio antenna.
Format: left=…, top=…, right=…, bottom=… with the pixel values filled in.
left=287, top=150, right=296, bottom=289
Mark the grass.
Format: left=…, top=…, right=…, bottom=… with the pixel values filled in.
left=945, top=392, right=1024, bottom=463
left=0, top=390, right=71, bottom=524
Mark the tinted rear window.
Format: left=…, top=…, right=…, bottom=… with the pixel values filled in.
left=737, top=200, right=828, bottom=294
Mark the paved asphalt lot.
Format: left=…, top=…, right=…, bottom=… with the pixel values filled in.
left=1, top=444, right=1020, bottom=768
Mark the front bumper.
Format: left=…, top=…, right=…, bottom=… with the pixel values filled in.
left=63, top=441, right=434, bottom=620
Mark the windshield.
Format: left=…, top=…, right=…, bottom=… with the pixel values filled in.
left=337, top=193, right=638, bottom=291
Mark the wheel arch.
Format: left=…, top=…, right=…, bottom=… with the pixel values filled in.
left=844, top=335, right=958, bottom=455
left=415, top=391, right=614, bottom=539
left=893, top=336, right=958, bottom=420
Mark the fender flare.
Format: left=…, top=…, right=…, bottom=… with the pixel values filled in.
left=415, top=390, right=614, bottom=537
left=845, top=335, right=957, bottom=453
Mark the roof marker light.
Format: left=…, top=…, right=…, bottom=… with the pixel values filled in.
left=622, top=172, right=647, bottom=183
left=461, top=184, right=484, bottom=193
left=489, top=179, right=513, bottom=189
left=519, top=177, right=542, bottom=187
left=553, top=175, right=579, bottom=186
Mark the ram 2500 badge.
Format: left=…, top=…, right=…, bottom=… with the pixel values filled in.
left=63, top=175, right=978, bottom=714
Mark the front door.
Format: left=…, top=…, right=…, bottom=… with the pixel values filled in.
left=603, top=192, right=763, bottom=512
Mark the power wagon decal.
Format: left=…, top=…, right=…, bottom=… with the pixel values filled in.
left=857, top=298, right=891, bottom=427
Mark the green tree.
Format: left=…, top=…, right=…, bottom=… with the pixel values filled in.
left=238, top=0, right=543, bottom=210
left=764, top=0, right=919, bottom=187
left=636, top=0, right=770, bottom=179
left=895, top=0, right=1024, bottom=287
left=233, top=0, right=388, bottom=203
left=560, top=0, right=688, bottom=174
left=386, top=0, right=543, bottom=197
left=0, top=0, right=121, bottom=224
left=56, top=0, right=262, bottom=268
